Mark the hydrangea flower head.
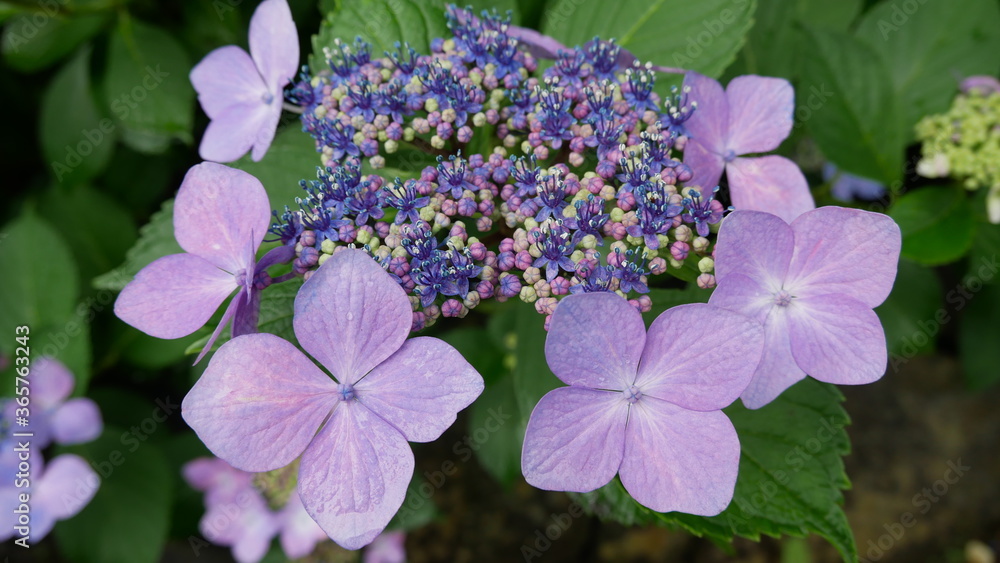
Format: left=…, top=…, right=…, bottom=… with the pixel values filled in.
left=182, top=249, right=484, bottom=549
left=0, top=453, right=99, bottom=543
left=681, top=72, right=815, bottom=222
left=1, top=357, right=102, bottom=449
left=709, top=208, right=901, bottom=408
left=521, top=292, right=764, bottom=515
left=115, top=163, right=292, bottom=363
left=190, top=0, right=298, bottom=162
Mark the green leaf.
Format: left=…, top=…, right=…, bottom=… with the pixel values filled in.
left=40, top=184, right=137, bottom=286
left=967, top=220, right=1000, bottom=285
left=875, top=259, right=942, bottom=361
left=26, top=313, right=92, bottom=391
left=960, top=281, right=1000, bottom=389
left=102, top=19, right=193, bottom=153
left=40, top=46, right=117, bottom=185
left=310, top=0, right=449, bottom=72
left=571, top=379, right=856, bottom=561
left=540, top=0, right=756, bottom=79
left=798, top=26, right=904, bottom=184
left=231, top=125, right=323, bottom=207
left=510, top=302, right=559, bottom=422
left=1, top=11, right=106, bottom=72
left=855, top=0, right=1000, bottom=137
left=468, top=371, right=525, bottom=486
left=889, top=186, right=977, bottom=266
left=727, top=0, right=861, bottom=79
left=93, top=198, right=181, bottom=291
left=56, top=429, right=173, bottom=563
left=0, top=211, right=79, bottom=344
left=388, top=472, right=438, bottom=531
left=644, top=285, right=710, bottom=321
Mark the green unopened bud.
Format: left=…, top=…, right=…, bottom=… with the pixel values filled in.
left=448, top=236, right=465, bottom=250
left=519, top=286, right=537, bottom=303
left=570, top=249, right=585, bottom=262
left=368, top=237, right=380, bottom=252
left=385, top=139, right=399, bottom=153
left=321, top=239, right=336, bottom=254
left=425, top=98, right=440, bottom=113
left=610, top=208, right=625, bottom=222
left=403, top=127, right=415, bottom=142
left=472, top=112, right=487, bottom=127
left=698, top=257, right=715, bottom=273
left=692, top=236, right=710, bottom=253
left=626, top=235, right=643, bottom=247
left=318, top=253, right=331, bottom=266
left=524, top=218, right=539, bottom=231
left=369, top=155, right=385, bottom=169
left=356, top=229, right=372, bottom=245
left=441, top=108, right=458, bottom=123
left=377, top=130, right=388, bottom=142
left=431, top=135, right=446, bottom=149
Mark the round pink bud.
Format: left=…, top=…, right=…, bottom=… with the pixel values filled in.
left=649, top=257, right=667, bottom=275
left=514, top=250, right=533, bottom=271
left=670, top=241, right=690, bottom=261
left=476, top=217, right=493, bottom=231
left=535, top=297, right=558, bottom=316
left=696, top=273, right=716, bottom=289
left=550, top=276, right=570, bottom=295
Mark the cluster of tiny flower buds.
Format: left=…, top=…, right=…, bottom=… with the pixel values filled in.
left=272, top=5, right=729, bottom=331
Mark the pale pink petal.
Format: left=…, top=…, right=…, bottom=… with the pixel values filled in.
left=619, top=398, right=740, bottom=516
left=726, top=156, right=816, bottom=224
left=249, top=99, right=283, bottom=162
left=183, top=457, right=238, bottom=492
left=36, top=454, right=99, bottom=520
left=521, top=387, right=627, bottom=493
left=741, top=310, right=807, bottom=409
left=182, top=333, right=337, bottom=472
left=713, top=210, right=793, bottom=288
left=231, top=507, right=280, bottom=563
left=293, top=249, right=412, bottom=385
left=355, top=337, right=483, bottom=443
left=31, top=357, right=74, bottom=410
left=198, top=102, right=269, bottom=163
left=785, top=207, right=901, bottom=308
left=708, top=273, right=775, bottom=324
left=544, top=292, right=645, bottom=389
left=298, top=402, right=413, bottom=551
left=115, top=253, right=236, bottom=339
left=787, top=294, right=888, bottom=385
left=682, top=72, right=729, bottom=154
left=174, top=162, right=272, bottom=273
left=725, top=75, right=794, bottom=154
left=194, top=287, right=246, bottom=366
left=190, top=45, right=268, bottom=119
left=682, top=136, right=726, bottom=193
left=248, top=0, right=299, bottom=94
left=280, top=492, right=328, bottom=559
left=50, top=398, right=102, bottom=445
left=635, top=304, right=763, bottom=411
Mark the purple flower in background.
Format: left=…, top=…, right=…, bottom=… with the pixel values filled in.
left=365, top=530, right=407, bottom=563
left=960, top=75, right=1000, bottom=95
left=521, top=293, right=764, bottom=515
left=184, top=457, right=279, bottom=563
left=0, top=453, right=99, bottom=543
left=182, top=249, right=483, bottom=549
left=681, top=72, right=815, bottom=222
left=115, top=163, right=293, bottom=363
left=709, top=208, right=901, bottom=409
left=822, top=163, right=887, bottom=202
left=190, top=0, right=298, bottom=162
left=184, top=457, right=329, bottom=562
left=1, top=357, right=102, bottom=449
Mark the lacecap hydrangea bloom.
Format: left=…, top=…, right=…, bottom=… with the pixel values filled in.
left=265, top=4, right=821, bottom=331
left=115, top=163, right=294, bottom=362
left=191, top=0, right=298, bottom=162
left=709, top=207, right=901, bottom=408
left=183, top=248, right=483, bottom=549
left=915, top=77, right=1000, bottom=222
left=522, top=292, right=764, bottom=514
